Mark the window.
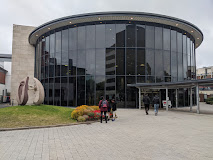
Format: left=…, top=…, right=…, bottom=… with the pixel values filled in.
left=146, top=49, right=154, bottom=75
left=155, top=27, right=163, bottom=49
left=86, top=25, right=95, bottom=49
left=106, top=48, right=115, bottom=75
left=116, top=49, right=125, bottom=75
left=86, top=49, right=95, bottom=75
left=155, top=50, right=163, bottom=82
left=69, top=27, right=77, bottom=50
left=126, top=24, right=136, bottom=47
left=96, top=24, right=105, bottom=48
left=137, top=25, right=145, bottom=47
left=163, top=28, right=170, bottom=50
left=145, top=26, right=154, bottom=48
left=116, top=24, right=126, bottom=47
left=78, top=26, right=86, bottom=49
left=137, top=48, right=145, bottom=75
left=106, top=24, right=116, bottom=48
left=96, top=49, right=105, bottom=75
left=126, top=48, right=135, bottom=75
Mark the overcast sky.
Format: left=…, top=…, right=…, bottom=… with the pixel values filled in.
left=0, top=0, right=212, bottom=68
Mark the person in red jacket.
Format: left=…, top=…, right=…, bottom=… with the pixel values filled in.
left=98, top=96, right=109, bottom=123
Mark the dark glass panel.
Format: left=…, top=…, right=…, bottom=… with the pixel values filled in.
left=116, top=48, right=125, bottom=75
left=96, top=76, right=105, bottom=105
left=44, top=82, right=48, bottom=104
left=45, top=54, right=49, bottom=78
left=183, top=35, right=187, bottom=54
left=49, top=78, right=54, bottom=105
left=41, top=38, right=45, bottom=57
left=163, top=28, right=170, bottom=50
left=171, top=30, right=177, bottom=52
left=155, top=50, right=163, bottom=82
left=116, top=76, right=125, bottom=108
left=105, top=48, right=115, bottom=75
left=61, top=77, right=68, bottom=106
left=184, top=88, right=189, bottom=106
left=187, top=37, right=191, bottom=79
left=178, top=52, right=183, bottom=81
left=86, top=49, right=95, bottom=75
left=61, top=30, right=69, bottom=76
left=126, top=76, right=136, bottom=108
left=68, top=77, right=76, bottom=106
left=45, top=36, right=49, bottom=54
left=78, top=26, right=86, bottom=49
left=55, top=52, right=61, bottom=77
left=146, top=49, right=154, bottom=75
left=106, top=76, right=115, bottom=101
left=147, top=76, right=155, bottom=83
left=171, top=52, right=177, bottom=82
left=137, top=48, right=145, bottom=75
left=106, top=24, right=116, bottom=48
left=54, top=77, right=60, bottom=106
left=96, top=49, right=105, bottom=75
left=164, top=51, right=171, bottom=76
left=155, top=27, right=163, bottom=49
left=137, top=76, right=145, bottom=83
left=69, top=50, right=77, bottom=76
left=126, top=24, right=136, bottom=47
left=50, top=33, right=55, bottom=55
left=56, top=31, right=61, bottom=53
left=62, top=29, right=68, bottom=52
left=86, top=76, right=95, bottom=105
left=96, top=24, right=105, bottom=48
left=86, top=25, right=95, bottom=49
left=69, top=27, right=77, bottom=50
left=41, top=56, right=45, bottom=79
left=178, top=89, right=184, bottom=107
left=145, top=26, right=154, bottom=48
left=165, top=77, right=171, bottom=82
left=137, top=25, right=145, bottom=47
left=126, top=48, right=135, bottom=75
left=77, top=76, right=85, bottom=106
left=177, top=32, right=183, bottom=53
left=77, top=50, right=86, bottom=75
left=183, top=53, right=187, bottom=80
left=116, top=24, right=126, bottom=47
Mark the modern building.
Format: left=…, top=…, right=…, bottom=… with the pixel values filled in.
left=0, top=54, right=11, bottom=103
left=11, top=12, right=204, bottom=108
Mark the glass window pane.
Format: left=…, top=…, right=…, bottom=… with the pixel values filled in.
left=78, top=26, right=86, bottom=49
left=106, top=48, right=115, bottom=75
left=155, top=50, right=163, bottom=82
left=106, top=76, right=115, bottom=101
left=126, top=76, right=136, bottom=108
left=86, top=49, right=95, bottom=75
left=77, top=76, right=85, bottom=106
left=155, top=27, right=163, bottom=49
left=41, top=38, right=45, bottom=57
left=137, top=25, right=145, bottom=47
left=61, top=52, right=68, bottom=76
left=96, top=76, right=105, bottom=105
left=68, top=77, right=76, bottom=106
left=96, top=49, right=105, bottom=75
left=50, top=33, right=55, bottom=56
left=45, top=36, right=49, bottom=54
left=178, top=52, right=183, bottom=81
left=77, top=50, right=86, bottom=75
left=126, top=48, right=135, bottom=75
left=55, top=52, right=61, bottom=77
left=145, top=26, right=154, bottom=48
left=69, top=27, right=77, bottom=50
left=54, top=77, right=60, bottom=106
left=62, top=29, right=68, bottom=52
left=49, top=78, right=54, bottom=105
left=183, top=53, right=187, bottom=80
left=183, top=35, right=187, bottom=54
left=116, top=76, right=125, bottom=108
left=137, top=76, right=145, bottom=83
left=163, top=28, right=170, bottom=50
left=164, top=51, right=171, bottom=76
left=86, top=76, right=95, bottom=105
left=137, top=48, right=145, bottom=75
left=96, top=24, right=105, bottom=48
left=187, top=37, right=191, bottom=79
left=86, top=25, right=95, bottom=49
left=146, top=49, right=154, bottom=75
left=116, top=48, right=125, bottom=75
left=171, top=52, right=177, bottom=81
left=106, top=24, right=116, bottom=48
left=116, top=24, right=126, bottom=47
left=56, top=31, right=61, bottom=53
left=69, top=50, right=77, bottom=76
left=177, top=32, right=183, bottom=53
left=171, top=30, right=177, bottom=52
left=61, top=77, right=68, bottom=106
left=126, top=24, right=136, bottom=47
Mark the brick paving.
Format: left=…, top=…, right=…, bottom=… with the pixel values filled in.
left=0, top=104, right=213, bottom=160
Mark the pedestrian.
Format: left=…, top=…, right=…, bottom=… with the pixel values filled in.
left=152, top=94, right=160, bottom=116
left=143, top=94, right=150, bottom=115
left=98, top=96, right=109, bottom=123
left=110, top=96, right=117, bottom=121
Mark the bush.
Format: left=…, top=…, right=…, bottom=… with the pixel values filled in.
left=83, top=115, right=89, bottom=120
left=77, top=116, right=86, bottom=122
left=88, top=112, right=95, bottom=117
left=206, top=97, right=213, bottom=104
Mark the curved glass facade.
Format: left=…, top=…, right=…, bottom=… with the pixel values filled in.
left=35, top=21, right=196, bottom=108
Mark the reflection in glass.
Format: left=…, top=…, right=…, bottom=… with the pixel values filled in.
left=116, top=76, right=125, bottom=108
left=106, top=24, right=116, bottom=48
left=177, top=32, right=183, bottom=53
left=171, top=52, right=177, bottom=81
left=126, top=24, right=136, bottom=47
left=155, top=50, right=163, bottom=82
left=54, top=77, right=60, bottom=106
left=86, top=49, right=95, bottom=75
left=96, top=76, right=105, bottom=105
left=171, top=30, right=176, bottom=52
left=77, top=50, right=86, bottom=75
left=69, top=50, right=77, bottom=76
left=96, top=49, right=105, bottom=75
left=155, top=27, right=163, bottom=49
left=116, top=24, right=126, bottom=47
left=86, top=76, right=95, bottom=105
left=86, top=25, right=95, bottom=49
left=178, top=52, right=183, bottom=81
left=106, top=76, right=115, bottom=101
left=163, top=28, right=170, bottom=50
left=164, top=51, right=171, bottom=76
left=77, top=76, right=85, bottom=106
left=137, top=25, right=145, bottom=47
left=116, top=49, right=125, bottom=75
left=69, top=27, right=77, bottom=50
left=126, top=77, right=136, bottom=108
left=146, top=49, right=154, bottom=75
left=56, top=31, right=61, bottom=52
left=68, top=77, right=76, bottom=106
left=96, top=24, right=105, bottom=48
left=137, top=49, right=145, bottom=75
left=49, top=78, right=54, bottom=105
left=61, top=77, right=68, bottom=106
left=106, top=48, right=115, bottom=75
left=78, top=26, right=86, bottom=49
left=146, top=26, right=154, bottom=48
left=126, top=48, right=135, bottom=75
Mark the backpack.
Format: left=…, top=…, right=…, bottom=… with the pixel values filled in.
left=101, top=100, right=108, bottom=108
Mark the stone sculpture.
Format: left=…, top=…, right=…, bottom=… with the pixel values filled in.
left=16, top=77, right=44, bottom=105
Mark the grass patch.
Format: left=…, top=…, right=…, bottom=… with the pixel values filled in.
left=0, top=105, right=76, bottom=128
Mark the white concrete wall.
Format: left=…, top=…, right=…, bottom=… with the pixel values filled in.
left=11, top=24, right=36, bottom=105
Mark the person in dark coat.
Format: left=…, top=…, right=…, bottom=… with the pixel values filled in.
left=143, top=94, right=150, bottom=115
left=110, top=96, right=117, bottom=121
left=98, top=96, right=109, bottom=123
left=152, top=94, right=160, bottom=116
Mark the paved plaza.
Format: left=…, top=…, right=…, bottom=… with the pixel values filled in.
left=0, top=103, right=213, bottom=160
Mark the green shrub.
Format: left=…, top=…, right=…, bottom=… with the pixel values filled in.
left=206, top=97, right=213, bottom=104
left=83, top=115, right=89, bottom=120
left=77, top=116, right=86, bottom=122
left=88, top=112, right=95, bottom=117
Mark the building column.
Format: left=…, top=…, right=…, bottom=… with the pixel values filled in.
left=166, top=87, right=168, bottom=111
left=176, top=89, right=178, bottom=108
left=190, top=87, right=193, bottom=112
left=196, top=83, right=200, bottom=114
left=139, top=87, right=141, bottom=110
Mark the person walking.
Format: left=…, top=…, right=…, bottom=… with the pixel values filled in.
left=98, top=96, right=109, bottom=123
left=110, top=96, right=117, bottom=121
left=153, top=94, right=160, bottom=116
left=143, top=94, right=150, bottom=115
